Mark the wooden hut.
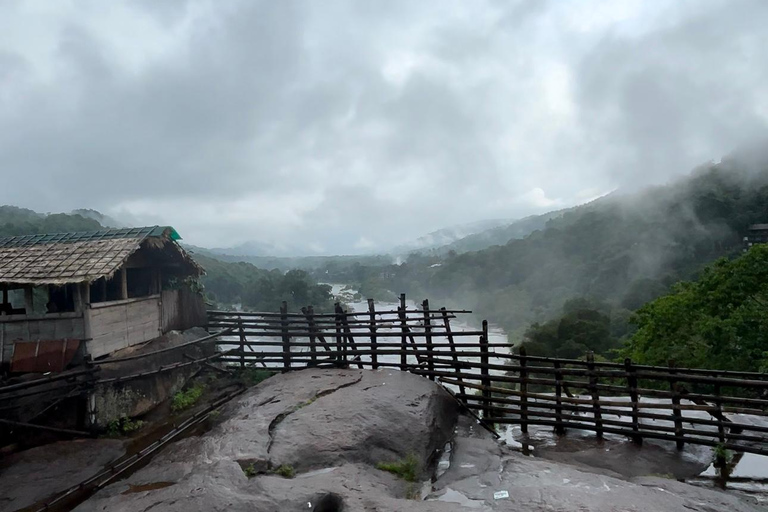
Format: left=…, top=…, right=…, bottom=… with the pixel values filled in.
left=745, top=223, right=768, bottom=250
left=0, top=226, right=206, bottom=372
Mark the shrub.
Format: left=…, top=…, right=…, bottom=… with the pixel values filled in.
left=171, top=384, right=205, bottom=412
left=273, top=464, right=295, bottom=478
left=376, top=454, right=420, bottom=482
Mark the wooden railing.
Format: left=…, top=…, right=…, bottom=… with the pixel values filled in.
left=207, top=295, right=768, bottom=458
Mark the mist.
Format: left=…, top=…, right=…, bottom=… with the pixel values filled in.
left=2, top=0, right=768, bottom=254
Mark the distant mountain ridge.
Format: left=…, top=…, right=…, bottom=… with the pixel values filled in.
left=389, top=218, right=513, bottom=254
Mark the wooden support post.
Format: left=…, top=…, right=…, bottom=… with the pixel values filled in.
left=334, top=302, right=345, bottom=366
left=399, top=293, right=407, bottom=371
left=554, top=360, right=565, bottom=435
left=422, top=299, right=434, bottom=381
left=239, top=318, right=245, bottom=369
left=303, top=305, right=332, bottom=352
left=519, top=345, right=528, bottom=434
left=119, top=268, right=128, bottom=300
left=1, top=285, right=7, bottom=315
left=625, top=358, right=642, bottom=444
left=280, top=301, right=290, bottom=371
left=441, top=307, right=465, bottom=396
left=714, top=381, right=726, bottom=445
left=587, top=352, right=603, bottom=439
left=368, top=299, right=378, bottom=370
left=480, top=320, right=491, bottom=421
left=669, top=360, right=684, bottom=450
left=338, top=303, right=363, bottom=369
left=24, top=286, right=34, bottom=314
left=100, top=278, right=107, bottom=302
left=302, top=306, right=317, bottom=365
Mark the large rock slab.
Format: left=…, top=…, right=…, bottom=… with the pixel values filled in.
left=75, top=368, right=461, bottom=512
left=71, top=368, right=766, bottom=512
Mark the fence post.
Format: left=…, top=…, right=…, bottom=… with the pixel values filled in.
left=368, top=299, right=378, bottom=370
left=714, top=380, right=726, bottom=449
left=669, top=360, right=684, bottom=450
left=625, top=358, right=641, bottom=444
left=554, top=360, right=565, bottom=435
left=519, top=345, right=528, bottom=433
left=338, top=303, right=363, bottom=369
left=441, top=307, right=465, bottom=396
left=280, top=301, right=290, bottom=372
left=480, top=320, right=491, bottom=420
left=586, top=352, right=603, bottom=439
left=399, top=293, right=407, bottom=371
left=422, top=299, right=434, bottom=381
left=302, top=306, right=317, bottom=366
left=334, top=302, right=345, bottom=366
left=238, top=317, right=245, bottom=369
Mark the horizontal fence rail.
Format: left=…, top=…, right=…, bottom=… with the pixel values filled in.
left=210, top=293, right=768, bottom=459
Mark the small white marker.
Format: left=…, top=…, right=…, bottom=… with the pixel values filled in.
left=493, top=490, right=509, bottom=500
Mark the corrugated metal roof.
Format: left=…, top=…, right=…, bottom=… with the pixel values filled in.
left=0, top=226, right=199, bottom=286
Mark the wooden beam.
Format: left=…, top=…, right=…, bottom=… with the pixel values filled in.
left=119, top=268, right=128, bottom=300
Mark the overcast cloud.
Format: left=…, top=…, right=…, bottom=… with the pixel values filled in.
left=1, top=0, right=767, bottom=253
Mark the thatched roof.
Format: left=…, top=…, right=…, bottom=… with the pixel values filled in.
left=0, top=226, right=203, bottom=286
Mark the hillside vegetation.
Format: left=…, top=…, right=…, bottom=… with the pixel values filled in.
left=321, top=154, right=768, bottom=358
left=0, top=206, right=102, bottom=237
left=192, top=253, right=334, bottom=312
left=624, top=244, right=768, bottom=372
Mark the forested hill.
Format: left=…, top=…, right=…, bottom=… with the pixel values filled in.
left=432, top=209, right=567, bottom=255
left=192, top=253, right=334, bottom=312
left=332, top=152, right=768, bottom=343
left=0, top=206, right=102, bottom=236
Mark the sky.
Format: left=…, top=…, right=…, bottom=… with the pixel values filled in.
left=1, top=0, right=768, bottom=254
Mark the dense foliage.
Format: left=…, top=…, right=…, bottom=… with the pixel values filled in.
left=624, top=244, right=768, bottom=372
left=521, top=298, right=633, bottom=359
left=193, top=253, right=334, bottom=312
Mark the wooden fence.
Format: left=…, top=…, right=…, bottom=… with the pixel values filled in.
left=208, top=295, right=768, bottom=458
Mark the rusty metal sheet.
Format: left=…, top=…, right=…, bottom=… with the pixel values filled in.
left=11, top=339, right=80, bottom=373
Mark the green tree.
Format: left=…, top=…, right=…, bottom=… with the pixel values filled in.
left=624, top=244, right=768, bottom=371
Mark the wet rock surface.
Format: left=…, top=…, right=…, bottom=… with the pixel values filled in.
left=17, top=368, right=765, bottom=512
left=0, top=439, right=125, bottom=512
left=74, top=368, right=461, bottom=511
left=428, top=416, right=766, bottom=511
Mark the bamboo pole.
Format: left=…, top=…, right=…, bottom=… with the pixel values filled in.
left=554, top=360, right=565, bottom=435
left=423, top=299, right=434, bottom=381
left=480, top=320, right=491, bottom=420
left=399, top=294, right=407, bottom=371
left=441, top=307, right=465, bottom=396
left=587, top=352, right=603, bottom=439
left=368, top=299, right=378, bottom=370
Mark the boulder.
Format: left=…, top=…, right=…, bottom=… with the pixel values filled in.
left=75, top=368, right=460, bottom=512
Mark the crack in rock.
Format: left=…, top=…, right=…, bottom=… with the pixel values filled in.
left=266, top=374, right=363, bottom=454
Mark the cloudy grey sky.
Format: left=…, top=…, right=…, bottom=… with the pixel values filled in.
left=1, top=0, right=767, bottom=254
